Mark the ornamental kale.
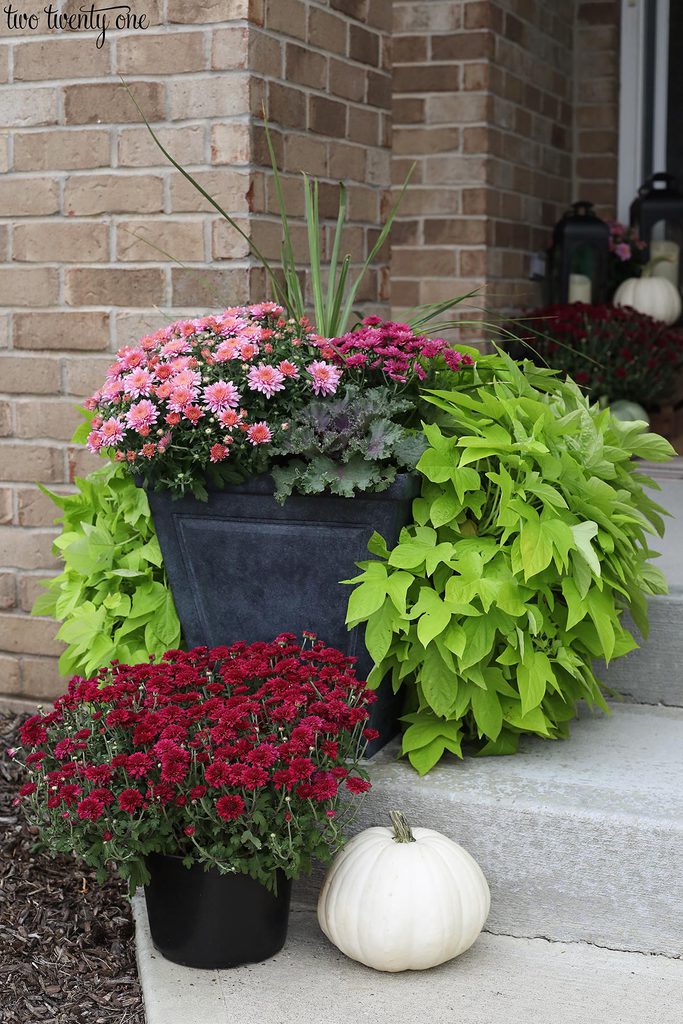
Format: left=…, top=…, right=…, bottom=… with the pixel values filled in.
left=345, top=351, right=674, bottom=773
left=15, top=636, right=375, bottom=893
left=270, top=385, right=427, bottom=502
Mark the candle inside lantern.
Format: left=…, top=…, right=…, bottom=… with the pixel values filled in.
left=650, top=239, right=680, bottom=287
left=568, top=273, right=592, bottom=303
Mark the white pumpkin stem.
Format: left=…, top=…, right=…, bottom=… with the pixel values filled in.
left=643, top=256, right=675, bottom=278
left=390, top=810, right=416, bottom=843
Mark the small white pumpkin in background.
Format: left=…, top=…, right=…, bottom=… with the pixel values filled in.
left=613, top=273, right=681, bottom=325
left=317, top=811, right=490, bottom=972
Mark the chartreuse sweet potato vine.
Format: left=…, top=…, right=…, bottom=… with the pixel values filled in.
left=345, top=351, right=674, bottom=774
left=33, top=454, right=181, bottom=678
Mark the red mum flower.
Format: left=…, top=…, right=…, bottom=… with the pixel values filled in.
left=345, top=776, right=371, bottom=795
left=19, top=782, right=37, bottom=798
left=126, top=752, right=154, bottom=779
left=216, top=794, right=245, bottom=821
left=118, top=788, right=143, bottom=813
left=204, top=760, right=233, bottom=788
left=77, top=796, right=105, bottom=821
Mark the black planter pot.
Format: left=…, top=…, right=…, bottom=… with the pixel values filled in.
left=146, top=474, right=419, bottom=755
left=144, top=853, right=292, bottom=969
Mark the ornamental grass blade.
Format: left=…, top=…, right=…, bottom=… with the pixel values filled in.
left=325, top=183, right=348, bottom=336
left=407, top=290, right=482, bottom=332
left=264, top=116, right=306, bottom=319
left=121, top=78, right=288, bottom=310
left=338, top=164, right=416, bottom=335
left=304, top=174, right=325, bottom=333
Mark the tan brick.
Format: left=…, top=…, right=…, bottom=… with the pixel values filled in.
left=19, top=656, right=64, bottom=701
left=0, top=87, right=57, bottom=128
left=14, top=39, right=111, bottom=81
left=347, top=106, right=379, bottom=146
left=0, top=46, right=8, bottom=84
left=308, top=8, right=347, bottom=55
left=0, top=355, right=62, bottom=395
left=16, top=487, right=67, bottom=528
left=394, top=126, right=460, bottom=156
left=15, top=400, right=82, bottom=442
left=0, top=177, right=59, bottom=217
left=171, top=267, right=250, bottom=307
left=13, top=312, right=109, bottom=352
left=64, top=267, right=165, bottom=308
left=13, top=129, right=110, bottom=171
left=213, top=26, right=250, bottom=70
left=0, top=573, right=15, bottom=610
left=115, top=310, right=173, bottom=344
left=329, top=142, right=366, bottom=181
left=67, top=446, right=102, bottom=480
left=0, top=402, right=10, bottom=437
left=286, top=43, right=327, bottom=89
left=167, top=0, right=248, bottom=21
left=283, top=134, right=327, bottom=176
left=0, top=225, right=7, bottom=261
left=248, top=27, right=282, bottom=73
left=0, top=444, right=64, bottom=483
left=0, top=527, right=59, bottom=571
left=331, top=0, right=367, bottom=19
left=266, top=0, right=307, bottom=40
left=0, top=653, right=21, bottom=697
left=168, top=75, right=250, bottom=120
left=210, top=124, right=251, bottom=165
left=349, top=24, right=380, bottom=66
left=329, top=58, right=366, bottom=102
left=392, top=247, right=455, bottom=277
left=19, top=574, right=55, bottom=614
left=63, top=81, right=165, bottom=125
left=64, top=173, right=164, bottom=215
left=117, top=219, right=206, bottom=262
left=170, top=169, right=251, bottom=213
left=425, top=218, right=488, bottom=245
left=63, top=356, right=113, bottom=398
left=0, top=269, right=59, bottom=308
left=310, top=96, right=347, bottom=137
left=394, top=2, right=460, bottom=33
left=117, top=30, right=207, bottom=74
left=0, top=489, right=12, bottom=525
left=117, top=124, right=206, bottom=167
left=393, top=64, right=461, bottom=94
left=0, top=613, right=63, bottom=657
left=0, top=132, right=8, bottom=173
left=13, top=222, right=109, bottom=263
left=212, top=219, right=251, bottom=260
left=267, top=82, right=306, bottom=130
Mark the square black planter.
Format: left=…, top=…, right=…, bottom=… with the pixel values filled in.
left=145, top=474, right=419, bottom=755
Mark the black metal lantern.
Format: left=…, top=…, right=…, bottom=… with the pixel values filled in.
left=547, top=201, right=610, bottom=305
left=631, top=173, right=683, bottom=290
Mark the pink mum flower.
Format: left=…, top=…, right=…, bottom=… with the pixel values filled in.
left=249, top=302, right=283, bottom=317
left=247, top=422, right=272, bottom=445
left=307, top=360, right=342, bottom=396
left=215, top=339, right=240, bottom=362
left=101, top=379, right=124, bottom=402
left=203, top=380, right=240, bottom=413
left=278, top=360, right=299, bottom=378
left=247, top=364, right=285, bottom=398
left=168, top=384, right=198, bottom=412
left=86, top=430, right=104, bottom=453
left=614, top=242, right=632, bottom=262
left=126, top=400, right=158, bottom=432
left=123, top=366, right=155, bottom=398
left=99, top=417, right=125, bottom=445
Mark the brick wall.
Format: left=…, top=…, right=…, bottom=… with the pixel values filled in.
left=392, top=0, right=577, bottom=317
left=573, top=0, right=620, bottom=219
left=0, top=0, right=391, bottom=705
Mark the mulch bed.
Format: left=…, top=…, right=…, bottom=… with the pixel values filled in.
left=0, top=711, right=144, bottom=1024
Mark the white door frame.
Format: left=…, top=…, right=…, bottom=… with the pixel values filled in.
left=617, top=0, right=670, bottom=222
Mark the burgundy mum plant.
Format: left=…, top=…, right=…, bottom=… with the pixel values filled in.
left=507, top=303, right=683, bottom=409
left=84, top=303, right=468, bottom=501
left=14, top=636, right=376, bottom=892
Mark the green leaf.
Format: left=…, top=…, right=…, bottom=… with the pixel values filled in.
left=519, top=517, right=554, bottom=580
left=416, top=592, right=451, bottom=648
left=470, top=686, right=503, bottom=741
left=570, top=522, right=601, bottom=577
left=416, top=446, right=456, bottom=483
left=517, top=649, right=555, bottom=716
left=346, top=578, right=388, bottom=624
left=561, top=577, right=587, bottom=630
left=364, top=601, right=397, bottom=665
left=628, top=432, right=676, bottom=461
left=419, top=644, right=456, bottom=717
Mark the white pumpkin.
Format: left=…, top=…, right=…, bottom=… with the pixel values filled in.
left=613, top=275, right=681, bottom=325
left=317, top=811, right=490, bottom=972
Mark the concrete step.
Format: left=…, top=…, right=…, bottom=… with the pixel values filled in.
left=597, top=590, right=683, bottom=706
left=134, top=901, right=683, bottom=1024
left=596, top=468, right=683, bottom=706
left=295, top=704, right=683, bottom=957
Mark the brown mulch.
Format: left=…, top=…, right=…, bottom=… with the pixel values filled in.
left=0, top=712, right=145, bottom=1024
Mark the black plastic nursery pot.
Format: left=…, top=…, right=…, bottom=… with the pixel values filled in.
left=144, top=853, right=292, bottom=969
left=145, top=474, right=419, bottom=756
